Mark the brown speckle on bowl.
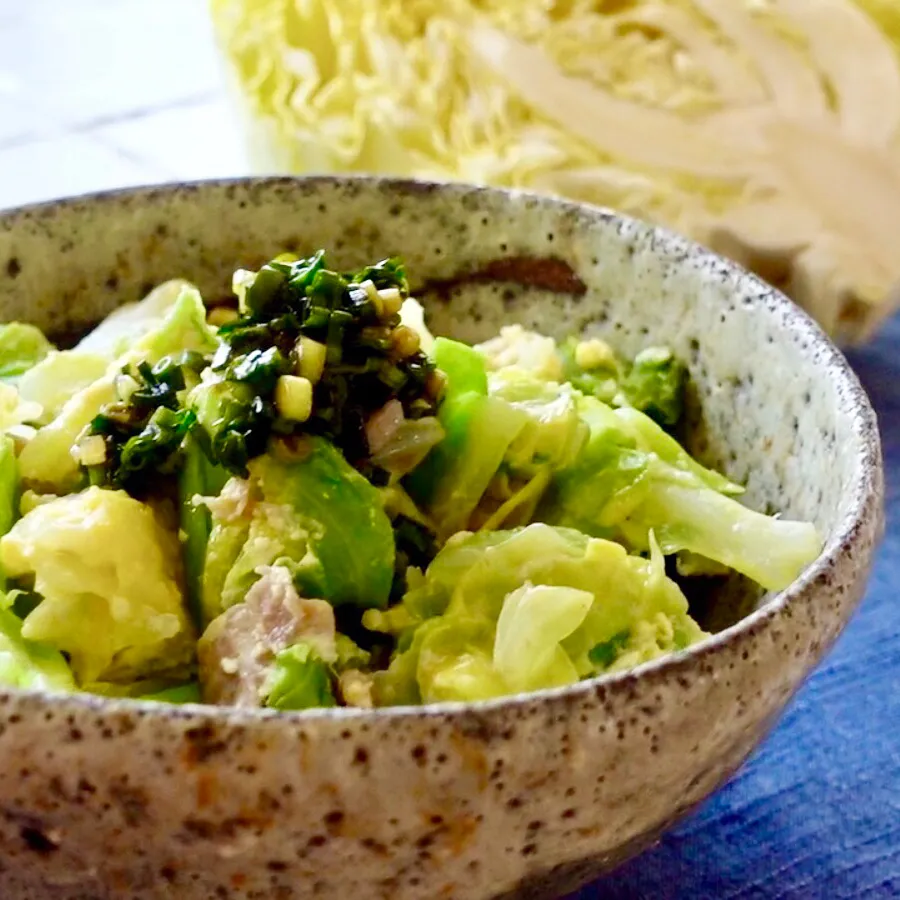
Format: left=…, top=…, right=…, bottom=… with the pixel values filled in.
left=422, top=255, right=588, bottom=301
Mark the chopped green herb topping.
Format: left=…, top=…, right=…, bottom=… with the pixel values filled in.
left=76, top=252, right=442, bottom=488
left=82, top=352, right=205, bottom=490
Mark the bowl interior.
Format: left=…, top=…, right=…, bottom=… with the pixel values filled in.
left=0, top=177, right=875, bottom=631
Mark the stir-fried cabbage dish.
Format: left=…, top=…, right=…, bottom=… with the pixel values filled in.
left=0, top=252, right=821, bottom=709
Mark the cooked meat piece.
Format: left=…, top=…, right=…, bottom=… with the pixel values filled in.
left=195, top=476, right=256, bottom=524
left=198, top=565, right=336, bottom=707
left=365, top=399, right=404, bottom=455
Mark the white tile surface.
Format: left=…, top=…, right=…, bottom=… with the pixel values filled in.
left=0, top=0, right=246, bottom=208
left=0, top=93, right=47, bottom=148
left=94, top=98, right=250, bottom=180
left=0, top=0, right=224, bottom=127
left=0, top=133, right=166, bottom=209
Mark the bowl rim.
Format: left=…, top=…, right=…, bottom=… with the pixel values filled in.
left=0, top=174, right=884, bottom=725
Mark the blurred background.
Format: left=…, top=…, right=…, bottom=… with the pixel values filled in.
left=0, top=0, right=242, bottom=207
left=3, top=0, right=900, bottom=344
left=1, top=2, right=898, bottom=899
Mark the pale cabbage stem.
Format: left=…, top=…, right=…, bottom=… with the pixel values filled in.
left=690, top=0, right=829, bottom=120
left=616, top=5, right=767, bottom=105
left=478, top=468, right=552, bottom=534
left=703, top=197, right=818, bottom=277
left=776, top=0, right=900, bottom=148
left=763, top=118, right=900, bottom=282
left=468, top=23, right=759, bottom=181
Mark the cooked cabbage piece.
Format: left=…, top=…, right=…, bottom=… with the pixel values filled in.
left=0, top=606, right=75, bottom=692
left=76, top=279, right=201, bottom=359
left=542, top=398, right=822, bottom=591
left=17, top=351, right=108, bottom=424
left=18, top=378, right=116, bottom=492
left=0, top=324, right=53, bottom=383
left=201, top=437, right=395, bottom=626
left=262, top=643, right=336, bottom=711
left=366, top=524, right=706, bottom=705
left=0, top=487, right=194, bottom=684
left=18, top=284, right=216, bottom=493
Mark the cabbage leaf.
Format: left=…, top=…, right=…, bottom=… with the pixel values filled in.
left=366, top=523, right=706, bottom=705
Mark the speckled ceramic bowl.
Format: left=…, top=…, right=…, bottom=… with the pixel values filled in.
left=0, top=177, right=883, bottom=900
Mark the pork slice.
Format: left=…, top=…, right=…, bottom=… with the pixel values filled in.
left=198, top=565, right=335, bottom=708
left=194, top=476, right=256, bottom=524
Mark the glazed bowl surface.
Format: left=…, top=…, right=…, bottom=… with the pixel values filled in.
left=0, top=177, right=883, bottom=900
